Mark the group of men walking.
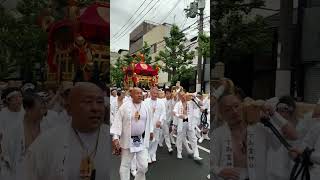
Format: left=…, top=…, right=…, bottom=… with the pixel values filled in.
left=110, top=86, right=210, bottom=180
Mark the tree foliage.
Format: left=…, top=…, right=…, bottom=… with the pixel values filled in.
left=211, top=0, right=272, bottom=64
left=155, top=24, right=195, bottom=83
left=198, top=33, right=210, bottom=58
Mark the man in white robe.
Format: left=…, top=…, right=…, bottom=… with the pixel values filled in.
left=0, top=87, right=23, bottom=179
left=1, top=93, right=43, bottom=180
left=173, top=91, right=202, bottom=161
left=288, top=99, right=320, bottom=179
left=212, top=94, right=298, bottom=180
left=110, top=88, right=117, bottom=106
left=37, top=92, right=64, bottom=131
left=110, top=91, right=125, bottom=126
left=111, top=87, right=153, bottom=180
left=0, top=88, right=25, bottom=179
left=0, top=87, right=24, bottom=133
left=144, top=87, right=165, bottom=163
left=25, top=82, right=111, bottom=180
left=158, top=88, right=174, bottom=153
left=268, top=96, right=318, bottom=180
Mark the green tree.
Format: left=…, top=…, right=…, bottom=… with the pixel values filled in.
left=211, top=0, right=272, bottom=65
left=140, top=42, right=153, bottom=64
left=155, top=24, right=195, bottom=83
left=198, top=33, right=210, bottom=58
left=110, top=57, right=125, bottom=87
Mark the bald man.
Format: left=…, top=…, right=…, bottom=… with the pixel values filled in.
left=25, top=82, right=111, bottom=180
left=111, top=87, right=154, bottom=180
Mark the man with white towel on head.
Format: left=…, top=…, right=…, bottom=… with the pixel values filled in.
left=144, top=86, right=166, bottom=163
left=174, top=90, right=202, bottom=161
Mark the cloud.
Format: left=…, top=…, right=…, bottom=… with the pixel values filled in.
left=110, top=0, right=210, bottom=52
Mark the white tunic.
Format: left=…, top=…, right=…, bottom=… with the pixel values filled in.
left=110, top=99, right=125, bottom=126
left=173, top=100, right=199, bottom=133
left=40, top=110, right=63, bottom=132
left=267, top=116, right=320, bottom=180
left=212, top=123, right=282, bottom=180
left=25, top=124, right=111, bottom=180
left=144, top=98, right=166, bottom=128
left=164, top=99, right=175, bottom=123
left=110, top=101, right=153, bottom=149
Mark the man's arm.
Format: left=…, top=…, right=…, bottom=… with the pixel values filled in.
left=271, top=112, right=299, bottom=140
left=110, top=107, right=123, bottom=140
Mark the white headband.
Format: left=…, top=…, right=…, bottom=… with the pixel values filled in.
left=6, top=91, right=20, bottom=99
left=213, top=85, right=225, bottom=99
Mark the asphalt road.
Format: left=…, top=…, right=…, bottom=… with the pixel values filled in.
left=111, top=139, right=210, bottom=180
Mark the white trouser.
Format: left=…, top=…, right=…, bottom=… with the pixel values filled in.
left=148, top=128, right=161, bottom=159
left=131, top=154, right=137, bottom=171
left=183, top=136, right=192, bottom=153
left=176, top=122, right=199, bottom=158
left=159, top=128, right=164, bottom=145
left=161, top=121, right=172, bottom=151
left=120, top=149, right=148, bottom=180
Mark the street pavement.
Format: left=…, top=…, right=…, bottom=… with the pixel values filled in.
left=111, top=139, right=210, bottom=180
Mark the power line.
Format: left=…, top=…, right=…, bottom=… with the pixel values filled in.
left=112, top=0, right=155, bottom=42
left=112, top=0, right=161, bottom=44
left=150, top=0, right=171, bottom=21
left=111, top=0, right=148, bottom=40
left=160, top=0, right=181, bottom=23
left=182, top=16, right=210, bottom=32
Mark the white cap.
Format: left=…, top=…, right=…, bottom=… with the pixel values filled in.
left=21, top=83, right=35, bottom=92
left=213, top=85, right=225, bottom=99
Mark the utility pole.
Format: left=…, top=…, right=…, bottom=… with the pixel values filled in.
left=275, top=0, right=293, bottom=97
left=185, top=0, right=205, bottom=93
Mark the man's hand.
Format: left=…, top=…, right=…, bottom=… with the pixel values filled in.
left=281, top=123, right=298, bottom=140
left=218, top=168, right=240, bottom=180
left=150, top=133, right=154, bottom=141
left=289, top=148, right=303, bottom=159
left=156, top=121, right=161, bottom=128
left=261, top=104, right=275, bottom=116
left=112, top=139, right=121, bottom=156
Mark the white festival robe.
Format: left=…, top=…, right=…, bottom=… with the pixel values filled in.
left=110, top=99, right=126, bottom=126
left=110, top=101, right=154, bottom=150
left=144, top=98, right=165, bottom=141
left=267, top=115, right=320, bottom=180
left=212, top=123, right=283, bottom=180
left=40, top=110, right=64, bottom=132
left=25, top=124, right=111, bottom=180
left=0, top=107, right=25, bottom=180
left=297, top=123, right=320, bottom=179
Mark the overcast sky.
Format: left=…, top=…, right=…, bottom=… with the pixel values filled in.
left=110, top=0, right=210, bottom=52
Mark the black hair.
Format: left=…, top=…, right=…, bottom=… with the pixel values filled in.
left=23, top=93, right=42, bottom=110
left=235, top=87, right=246, bottom=101
left=164, top=88, right=171, bottom=93
left=117, top=91, right=123, bottom=96
left=217, top=92, right=240, bottom=106
left=277, top=95, right=296, bottom=110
